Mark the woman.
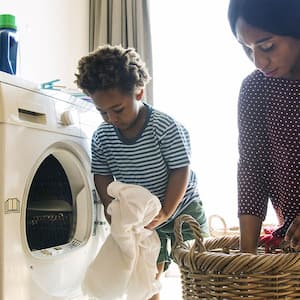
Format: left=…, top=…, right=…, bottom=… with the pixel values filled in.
left=228, top=0, right=300, bottom=253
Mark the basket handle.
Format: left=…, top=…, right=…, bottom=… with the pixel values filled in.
left=172, top=214, right=206, bottom=253
left=208, top=214, right=227, bottom=237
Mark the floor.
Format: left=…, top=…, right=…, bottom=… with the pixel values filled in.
left=160, top=262, right=182, bottom=300
left=87, top=262, right=183, bottom=300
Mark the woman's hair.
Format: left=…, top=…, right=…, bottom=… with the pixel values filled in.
left=75, top=44, right=151, bottom=95
left=228, top=0, right=300, bottom=38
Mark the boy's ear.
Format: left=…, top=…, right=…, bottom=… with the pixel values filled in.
left=136, top=89, right=144, bottom=100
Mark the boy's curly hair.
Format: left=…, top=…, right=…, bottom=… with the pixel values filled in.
left=75, top=44, right=151, bottom=95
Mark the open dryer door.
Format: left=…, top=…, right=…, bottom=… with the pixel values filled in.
left=23, top=142, right=108, bottom=297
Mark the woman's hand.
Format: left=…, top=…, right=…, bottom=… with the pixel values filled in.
left=285, top=216, right=300, bottom=250
left=145, top=209, right=168, bottom=230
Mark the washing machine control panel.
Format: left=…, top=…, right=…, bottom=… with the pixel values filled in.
left=60, top=110, right=77, bottom=126
left=54, top=100, right=80, bottom=128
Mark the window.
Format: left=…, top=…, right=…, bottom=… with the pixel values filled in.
left=150, top=0, right=276, bottom=226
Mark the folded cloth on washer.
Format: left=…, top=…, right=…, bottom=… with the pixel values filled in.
left=83, top=181, right=162, bottom=300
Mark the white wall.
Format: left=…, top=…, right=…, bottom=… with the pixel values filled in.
left=150, top=1, right=277, bottom=227
left=0, top=0, right=89, bottom=88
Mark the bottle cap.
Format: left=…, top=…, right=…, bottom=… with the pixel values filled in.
left=0, top=14, right=17, bottom=30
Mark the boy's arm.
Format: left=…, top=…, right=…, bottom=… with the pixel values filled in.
left=94, top=174, right=114, bottom=224
left=145, top=166, right=189, bottom=230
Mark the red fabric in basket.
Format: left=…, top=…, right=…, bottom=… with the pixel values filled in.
left=259, top=227, right=283, bottom=253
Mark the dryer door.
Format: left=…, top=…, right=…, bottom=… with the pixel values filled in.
left=23, top=141, right=108, bottom=297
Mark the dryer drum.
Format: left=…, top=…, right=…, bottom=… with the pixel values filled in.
left=26, top=212, right=71, bottom=250
left=26, top=154, right=74, bottom=251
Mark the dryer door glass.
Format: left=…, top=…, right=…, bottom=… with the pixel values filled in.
left=26, top=154, right=74, bottom=250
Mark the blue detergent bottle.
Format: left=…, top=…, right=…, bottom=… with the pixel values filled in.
left=0, top=14, right=18, bottom=74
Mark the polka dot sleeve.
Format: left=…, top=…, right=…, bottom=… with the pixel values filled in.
left=238, top=71, right=269, bottom=220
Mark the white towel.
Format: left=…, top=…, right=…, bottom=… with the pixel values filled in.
left=83, top=181, right=162, bottom=300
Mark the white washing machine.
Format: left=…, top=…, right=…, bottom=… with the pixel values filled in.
left=0, top=72, right=108, bottom=300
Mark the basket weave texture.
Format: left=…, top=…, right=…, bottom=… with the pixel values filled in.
left=171, top=214, right=300, bottom=299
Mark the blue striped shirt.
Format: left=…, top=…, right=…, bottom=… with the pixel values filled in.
left=91, top=103, right=202, bottom=223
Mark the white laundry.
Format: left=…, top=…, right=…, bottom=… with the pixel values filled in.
left=83, top=181, right=162, bottom=300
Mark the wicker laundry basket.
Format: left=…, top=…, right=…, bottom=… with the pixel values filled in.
left=171, top=214, right=300, bottom=299
left=208, top=214, right=240, bottom=237
left=208, top=214, right=276, bottom=238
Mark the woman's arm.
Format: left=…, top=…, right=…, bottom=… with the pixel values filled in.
left=94, top=174, right=114, bottom=224
left=145, top=166, right=189, bottom=230
left=239, top=214, right=262, bottom=253
left=237, top=72, right=269, bottom=252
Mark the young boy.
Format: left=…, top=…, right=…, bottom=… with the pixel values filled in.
left=75, top=44, right=208, bottom=300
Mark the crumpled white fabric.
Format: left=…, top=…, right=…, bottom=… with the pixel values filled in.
left=83, top=181, right=162, bottom=300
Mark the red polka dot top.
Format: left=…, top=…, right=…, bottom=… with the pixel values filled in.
left=238, top=70, right=300, bottom=237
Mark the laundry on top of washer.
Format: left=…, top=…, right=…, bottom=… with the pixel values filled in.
left=40, top=79, right=95, bottom=113
left=83, top=181, right=162, bottom=300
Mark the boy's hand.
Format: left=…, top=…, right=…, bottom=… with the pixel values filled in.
left=145, top=209, right=169, bottom=230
